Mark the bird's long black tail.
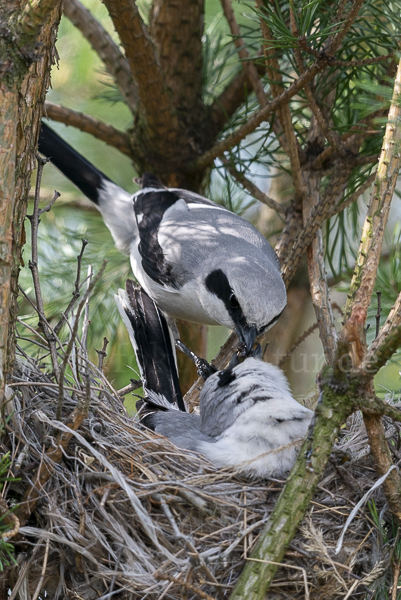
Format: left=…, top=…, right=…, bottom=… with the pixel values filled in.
left=38, top=122, right=113, bottom=205
left=115, top=280, right=185, bottom=411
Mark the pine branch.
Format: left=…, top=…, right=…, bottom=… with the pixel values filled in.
left=208, top=58, right=302, bottom=163
left=258, top=0, right=304, bottom=205
left=310, top=111, right=386, bottom=170
left=44, top=102, right=132, bottom=156
left=328, top=172, right=377, bottom=219
left=221, top=156, right=286, bottom=214
left=275, top=206, right=302, bottom=263
left=304, top=173, right=337, bottom=364
left=343, top=59, right=401, bottom=327
left=229, top=371, right=352, bottom=600
left=63, top=0, right=138, bottom=112
left=195, top=58, right=328, bottom=171
left=209, top=69, right=253, bottom=135
left=103, top=0, right=179, bottom=143
left=361, top=289, right=401, bottom=377
left=329, top=0, right=367, bottom=55
left=282, top=164, right=353, bottom=284
left=220, top=0, right=267, bottom=107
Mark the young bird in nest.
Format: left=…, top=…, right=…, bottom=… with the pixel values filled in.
left=116, top=280, right=313, bottom=478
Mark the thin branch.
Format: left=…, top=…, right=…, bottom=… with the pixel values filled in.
left=303, top=148, right=337, bottom=363
left=352, top=154, right=380, bottom=166
left=44, top=102, right=132, bottom=156
left=195, top=58, right=328, bottom=171
left=57, top=261, right=107, bottom=419
left=209, top=67, right=256, bottom=135
left=361, top=289, right=401, bottom=377
left=298, top=37, right=393, bottom=68
left=324, top=54, right=394, bottom=68
left=307, top=224, right=337, bottom=364
left=208, top=58, right=304, bottom=162
left=39, top=190, right=60, bottom=215
left=220, top=0, right=267, bottom=107
left=258, top=0, right=304, bottom=205
left=28, top=159, right=60, bottom=379
left=117, top=379, right=142, bottom=397
left=310, top=111, right=386, bottom=170
left=54, top=239, right=88, bottom=336
left=63, top=0, right=138, bottom=112
left=281, top=164, right=352, bottom=285
left=103, top=0, right=179, bottom=140
left=327, top=172, right=377, bottom=220
left=363, top=414, right=401, bottom=523
left=275, top=206, right=302, bottom=263
left=343, top=58, right=401, bottom=326
left=221, top=156, right=286, bottom=214
left=278, top=322, right=319, bottom=368
left=305, top=85, right=346, bottom=157
left=329, top=0, right=368, bottom=55
left=96, top=336, right=109, bottom=371
left=375, top=291, right=382, bottom=339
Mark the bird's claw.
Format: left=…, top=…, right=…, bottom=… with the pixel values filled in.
left=194, top=357, right=217, bottom=380
left=176, top=340, right=217, bottom=380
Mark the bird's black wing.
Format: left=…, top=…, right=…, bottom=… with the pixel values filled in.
left=133, top=190, right=182, bottom=288
left=38, top=123, right=112, bottom=205
left=122, top=280, right=185, bottom=411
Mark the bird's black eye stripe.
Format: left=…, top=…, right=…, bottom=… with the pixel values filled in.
left=205, top=269, right=246, bottom=326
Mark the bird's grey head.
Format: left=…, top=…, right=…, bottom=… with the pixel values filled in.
left=204, top=258, right=286, bottom=353
left=199, top=358, right=293, bottom=437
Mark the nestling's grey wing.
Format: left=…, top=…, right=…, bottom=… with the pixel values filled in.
left=143, top=411, right=215, bottom=453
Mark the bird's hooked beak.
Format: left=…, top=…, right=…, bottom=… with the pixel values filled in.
left=235, top=323, right=258, bottom=356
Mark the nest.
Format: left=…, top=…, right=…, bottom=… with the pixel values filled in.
left=1, top=348, right=398, bottom=600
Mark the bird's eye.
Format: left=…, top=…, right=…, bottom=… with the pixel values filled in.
left=229, top=293, right=240, bottom=309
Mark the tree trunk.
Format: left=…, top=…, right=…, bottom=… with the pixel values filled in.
left=0, top=1, right=63, bottom=407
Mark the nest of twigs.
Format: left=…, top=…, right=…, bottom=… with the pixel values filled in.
left=1, top=343, right=398, bottom=600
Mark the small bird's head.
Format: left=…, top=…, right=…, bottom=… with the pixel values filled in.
left=199, top=358, right=293, bottom=436
left=204, top=257, right=286, bottom=354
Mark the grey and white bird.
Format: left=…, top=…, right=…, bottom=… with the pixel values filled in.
left=116, top=281, right=313, bottom=478
left=39, top=123, right=287, bottom=353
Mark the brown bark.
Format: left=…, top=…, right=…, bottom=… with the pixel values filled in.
left=103, top=0, right=181, bottom=161
left=150, top=0, right=204, bottom=116
left=63, top=0, right=139, bottom=112
left=44, top=101, right=132, bottom=155
left=0, top=99, right=18, bottom=404
left=1, top=1, right=63, bottom=404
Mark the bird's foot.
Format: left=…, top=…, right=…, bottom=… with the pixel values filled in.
left=175, top=340, right=217, bottom=380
